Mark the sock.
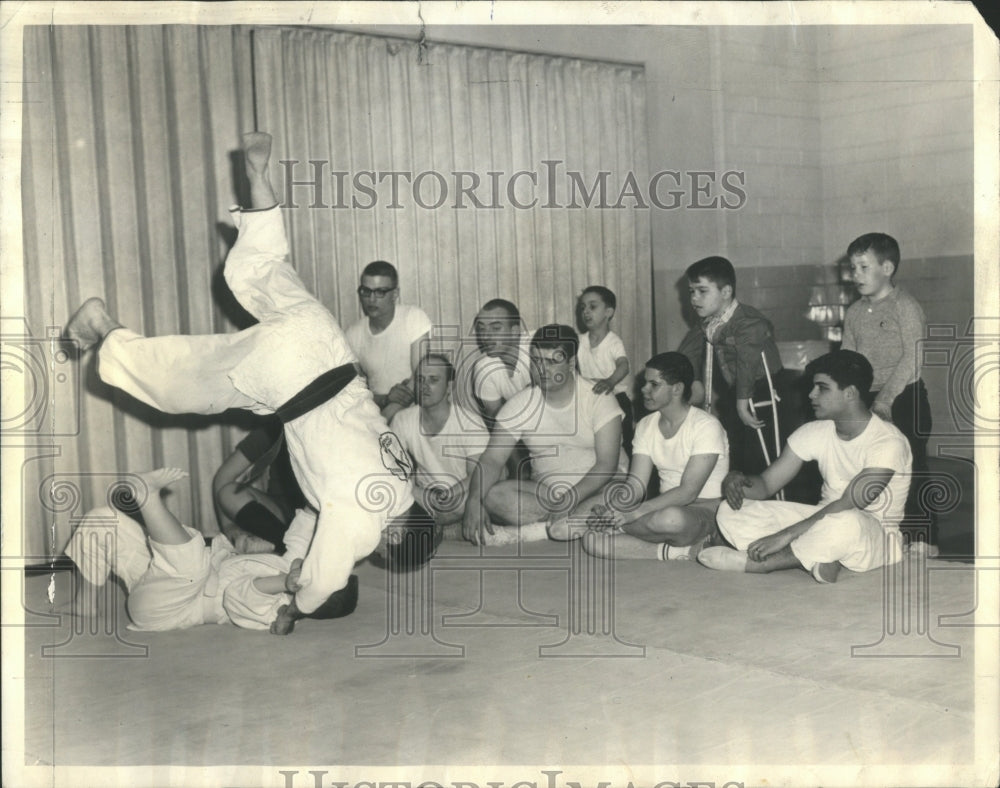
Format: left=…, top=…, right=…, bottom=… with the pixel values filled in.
left=662, top=544, right=692, bottom=561
left=234, top=501, right=287, bottom=555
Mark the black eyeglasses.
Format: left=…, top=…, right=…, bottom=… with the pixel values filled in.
left=357, top=286, right=397, bottom=299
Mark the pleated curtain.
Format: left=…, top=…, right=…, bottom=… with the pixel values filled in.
left=252, top=26, right=651, bottom=375
left=20, top=25, right=255, bottom=556
left=19, top=24, right=650, bottom=557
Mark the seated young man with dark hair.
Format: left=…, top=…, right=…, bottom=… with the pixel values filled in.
left=698, top=350, right=911, bottom=584
left=65, top=132, right=438, bottom=634
left=461, top=324, right=628, bottom=545
left=562, top=351, right=728, bottom=563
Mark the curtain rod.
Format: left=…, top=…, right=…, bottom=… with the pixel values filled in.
left=254, top=24, right=646, bottom=71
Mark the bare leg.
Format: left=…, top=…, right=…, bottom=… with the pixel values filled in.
left=742, top=546, right=800, bottom=573
left=483, top=480, right=554, bottom=526
left=216, top=483, right=286, bottom=552
left=242, top=132, right=277, bottom=209
left=64, top=297, right=122, bottom=352
left=131, top=468, right=191, bottom=546
left=582, top=530, right=660, bottom=560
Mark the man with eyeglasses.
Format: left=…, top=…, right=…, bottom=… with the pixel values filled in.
left=345, top=261, right=432, bottom=422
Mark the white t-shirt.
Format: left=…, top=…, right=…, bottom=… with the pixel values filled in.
left=496, top=377, right=628, bottom=480
left=390, top=403, right=490, bottom=488
left=632, top=407, right=729, bottom=498
left=786, top=415, right=912, bottom=528
left=345, top=303, right=432, bottom=395
left=471, top=336, right=533, bottom=405
left=577, top=330, right=631, bottom=396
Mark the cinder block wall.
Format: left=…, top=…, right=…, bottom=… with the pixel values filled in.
left=818, top=26, right=974, bottom=454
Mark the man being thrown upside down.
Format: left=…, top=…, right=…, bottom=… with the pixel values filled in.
left=65, top=132, right=439, bottom=635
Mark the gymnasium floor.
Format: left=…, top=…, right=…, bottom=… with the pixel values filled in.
left=17, top=459, right=983, bottom=782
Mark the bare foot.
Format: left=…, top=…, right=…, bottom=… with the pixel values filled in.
left=64, top=297, right=120, bottom=352
left=269, top=604, right=297, bottom=636
left=547, top=516, right=592, bottom=541
left=134, top=467, right=189, bottom=496
left=234, top=531, right=276, bottom=555
left=242, top=132, right=273, bottom=174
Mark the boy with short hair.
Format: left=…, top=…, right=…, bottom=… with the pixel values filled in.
left=842, top=232, right=935, bottom=552
left=676, top=256, right=785, bottom=475
left=577, top=285, right=633, bottom=449
left=698, top=350, right=910, bottom=584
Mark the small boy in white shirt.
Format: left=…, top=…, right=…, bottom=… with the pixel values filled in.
left=577, top=286, right=633, bottom=449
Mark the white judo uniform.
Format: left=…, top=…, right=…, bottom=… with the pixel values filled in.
left=65, top=506, right=291, bottom=631
left=97, top=206, right=414, bottom=614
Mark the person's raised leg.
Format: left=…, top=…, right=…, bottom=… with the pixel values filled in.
left=242, top=132, right=277, bottom=210
left=64, top=297, right=122, bottom=353
left=216, top=483, right=288, bottom=553
left=131, top=468, right=192, bottom=546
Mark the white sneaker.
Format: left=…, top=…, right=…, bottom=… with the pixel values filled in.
left=697, top=546, right=749, bottom=572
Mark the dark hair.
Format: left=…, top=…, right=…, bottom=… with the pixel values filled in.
left=645, top=351, right=694, bottom=402
left=846, top=233, right=901, bottom=275
left=804, top=350, right=874, bottom=398
left=419, top=352, right=455, bottom=383
left=530, top=324, right=579, bottom=360
left=479, top=298, right=521, bottom=321
left=580, top=285, right=617, bottom=311
left=306, top=574, right=359, bottom=620
left=361, top=260, right=399, bottom=287
left=685, top=256, right=736, bottom=294
left=385, top=502, right=441, bottom=572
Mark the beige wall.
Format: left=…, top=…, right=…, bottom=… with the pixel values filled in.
left=350, top=23, right=975, bottom=446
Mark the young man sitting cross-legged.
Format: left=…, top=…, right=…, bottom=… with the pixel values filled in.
left=698, top=350, right=911, bottom=584
left=560, top=352, right=728, bottom=563
left=461, top=324, right=628, bottom=545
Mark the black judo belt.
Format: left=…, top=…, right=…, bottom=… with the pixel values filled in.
left=275, top=362, right=358, bottom=424
left=241, top=363, right=358, bottom=485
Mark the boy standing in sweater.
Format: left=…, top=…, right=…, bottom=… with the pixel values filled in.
left=842, top=232, right=936, bottom=553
